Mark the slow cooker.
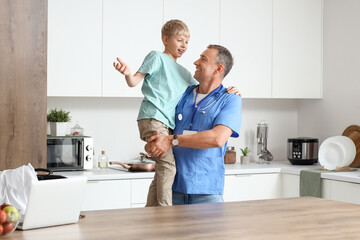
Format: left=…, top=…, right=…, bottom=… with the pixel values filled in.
left=287, top=137, right=318, bottom=165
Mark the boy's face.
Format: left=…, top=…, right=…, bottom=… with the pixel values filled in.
left=163, top=34, right=189, bottom=60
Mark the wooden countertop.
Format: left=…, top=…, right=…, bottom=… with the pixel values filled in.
left=4, top=197, right=360, bottom=239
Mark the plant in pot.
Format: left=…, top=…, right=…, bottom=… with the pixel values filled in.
left=47, top=108, right=71, bottom=136
left=240, top=147, right=251, bottom=164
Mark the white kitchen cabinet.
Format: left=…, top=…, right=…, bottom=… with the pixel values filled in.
left=322, top=179, right=360, bottom=205
left=131, top=178, right=152, bottom=208
left=281, top=173, right=300, bottom=198
left=223, top=173, right=281, bottom=202
left=164, top=0, right=220, bottom=73
left=220, top=0, right=272, bottom=98
left=48, top=0, right=323, bottom=99
left=82, top=180, right=131, bottom=211
left=47, top=0, right=102, bottom=97
left=272, top=0, right=323, bottom=98
left=102, top=0, right=164, bottom=97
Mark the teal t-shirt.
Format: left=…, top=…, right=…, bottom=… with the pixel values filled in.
left=137, top=51, right=197, bottom=129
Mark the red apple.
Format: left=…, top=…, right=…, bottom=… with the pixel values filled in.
left=2, top=222, right=14, bottom=235
left=0, top=224, right=3, bottom=235
left=0, top=210, right=7, bottom=224
left=0, top=204, right=10, bottom=210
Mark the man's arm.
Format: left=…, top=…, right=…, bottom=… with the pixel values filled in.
left=145, top=125, right=233, bottom=157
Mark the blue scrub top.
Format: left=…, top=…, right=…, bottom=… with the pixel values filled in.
left=172, top=85, right=242, bottom=194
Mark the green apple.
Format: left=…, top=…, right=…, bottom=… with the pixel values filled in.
left=3, top=206, right=19, bottom=223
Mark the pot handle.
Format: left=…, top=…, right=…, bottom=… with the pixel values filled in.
left=109, top=161, right=131, bottom=169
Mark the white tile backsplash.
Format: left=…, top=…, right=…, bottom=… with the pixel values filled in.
left=47, top=97, right=298, bottom=163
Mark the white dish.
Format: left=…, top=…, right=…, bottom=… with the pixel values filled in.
left=319, top=141, right=344, bottom=170
left=319, top=136, right=356, bottom=170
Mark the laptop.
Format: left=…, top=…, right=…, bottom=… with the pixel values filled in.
left=17, top=177, right=87, bottom=230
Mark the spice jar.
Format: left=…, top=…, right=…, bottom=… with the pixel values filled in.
left=224, top=146, right=236, bottom=164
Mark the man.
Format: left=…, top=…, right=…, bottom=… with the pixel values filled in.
left=145, top=44, right=242, bottom=205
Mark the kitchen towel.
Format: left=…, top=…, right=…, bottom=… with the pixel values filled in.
left=299, top=168, right=358, bottom=197
left=0, top=163, right=38, bottom=214
left=300, top=170, right=322, bottom=198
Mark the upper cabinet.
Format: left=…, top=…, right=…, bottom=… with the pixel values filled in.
left=102, top=0, right=163, bottom=97
left=164, top=0, right=220, bottom=72
left=272, top=0, right=323, bottom=98
left=47, top=0, right=102, bottom=97
left=220, top=0, right=273, bottom=98
left=47, top=0, right=323, bottom=99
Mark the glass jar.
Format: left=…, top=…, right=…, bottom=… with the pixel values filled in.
left=224, top=146, right=236, bottom=164
left=98, top=150, right=108, bottom=169
left=70, top=122, right=84, bottom=136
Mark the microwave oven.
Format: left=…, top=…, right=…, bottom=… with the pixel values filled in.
left=47, top=136, right=93, bottom=171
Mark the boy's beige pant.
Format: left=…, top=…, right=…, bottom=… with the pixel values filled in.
left=138, top=118, right=176, bottom=207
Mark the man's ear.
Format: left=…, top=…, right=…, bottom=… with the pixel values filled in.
left=216, top=64, right=225, bottom=75
left=162, top=35, right=168, bottom=45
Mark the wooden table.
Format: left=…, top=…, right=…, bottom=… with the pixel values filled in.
left=4, top=197, right=360, bottom=239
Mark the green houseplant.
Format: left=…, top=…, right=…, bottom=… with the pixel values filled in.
left=47, top=108, right=71, bottom=136
left=240, top=147, right=251, bottom=164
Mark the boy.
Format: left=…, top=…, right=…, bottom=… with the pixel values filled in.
left=113, top=20, right=238, bottom=207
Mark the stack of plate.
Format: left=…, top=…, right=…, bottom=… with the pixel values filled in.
left=318, top=136, right=356, bottom=170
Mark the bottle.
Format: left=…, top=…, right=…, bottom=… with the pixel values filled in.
left=98, top=150, right=108, bottom=169
left=224, top=146, right=236, bottom=164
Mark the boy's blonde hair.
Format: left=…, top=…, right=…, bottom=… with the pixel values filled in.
left=161, top=19, right=190, bottom=38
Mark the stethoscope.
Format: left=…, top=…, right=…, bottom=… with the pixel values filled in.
left=177, top=84, right=223, bottom=130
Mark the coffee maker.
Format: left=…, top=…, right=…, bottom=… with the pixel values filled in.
left=257, top=121, right=273, bottom=164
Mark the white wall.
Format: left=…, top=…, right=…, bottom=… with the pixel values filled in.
left=47, top=97, right=298, bottom=162
left=298, top=0, right=360, bottom=142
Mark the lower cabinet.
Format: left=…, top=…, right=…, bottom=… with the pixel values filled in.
left=82, top=173, right=360, bottom=211
left=223, top=173, right=281, bottom=202
left=322, top=179, right=360, bottom=205
left=82, top=180, right=131, bottom=211
left=82, top=178, right=153, bottom=211
left=281, top=173, right=300, bottom=198
left=280, top=174, right=360, bottom=205
left=131, top=178, right=152, bottom=208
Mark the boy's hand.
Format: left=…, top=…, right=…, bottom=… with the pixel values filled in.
left=113, top=57, right=131, bottom=76
left=226, top=86, right=242, bottom=97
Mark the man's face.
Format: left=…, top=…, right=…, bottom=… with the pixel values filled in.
left=163, top=34, right=189, bottom=59
left=193, top=48, right=219, bottom=82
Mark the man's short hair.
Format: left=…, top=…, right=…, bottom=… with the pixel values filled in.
left=207, top=44, right=234, bottom=78
left=161, top=19, right=190, bottom=38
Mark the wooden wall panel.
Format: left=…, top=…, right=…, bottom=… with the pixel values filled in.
left=0, top=0, right=47, bottom=170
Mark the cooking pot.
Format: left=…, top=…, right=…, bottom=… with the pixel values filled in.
left=287, top=137, right=318, bottom=165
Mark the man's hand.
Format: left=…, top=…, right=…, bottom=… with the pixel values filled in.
left=226, top=86, right=242, bottom=97
left=113, top=57, right=131, bottom=76
left=145, top=132, right=172, bottom=158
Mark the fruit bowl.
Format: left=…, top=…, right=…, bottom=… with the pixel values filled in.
left=0, top=204, right=20, bottom=236
left=0, top=220, right=19, bottom=236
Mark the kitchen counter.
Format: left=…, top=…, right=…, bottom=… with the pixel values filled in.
left=59, top=160, right=360, bottom=184
left=5, top=197, right=360, bottom=240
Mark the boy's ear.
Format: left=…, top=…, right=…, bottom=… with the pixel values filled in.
left=162, top=35, right=168, bottom=45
